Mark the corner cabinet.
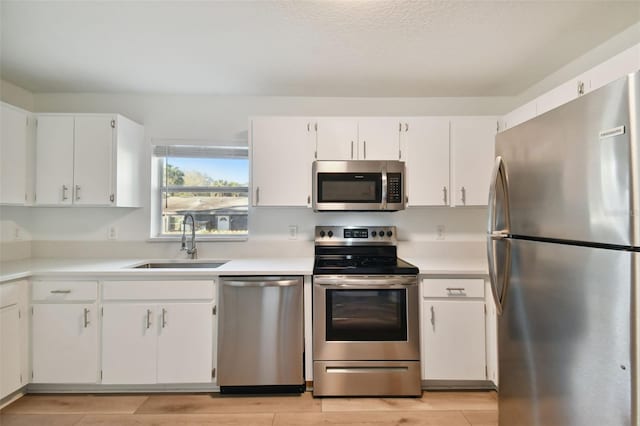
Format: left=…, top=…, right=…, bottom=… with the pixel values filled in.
left=421, top=278, right=488, bottom=383
left=31, top=280, right=99, bottom=384
left=0, top=103, right=33, bottom=205
left=250, top=117, right=315, bottom=207
left=0, top=280, right=29, bottom=399
left=35, top=114, right=144, bottom=207
left=101, top=280, right=216, bottom=384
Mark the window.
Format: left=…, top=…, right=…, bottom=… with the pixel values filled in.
left=152, top=144, right=249, bottom=239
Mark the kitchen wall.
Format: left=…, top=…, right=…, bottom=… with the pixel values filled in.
left=1, top=91, right=505, bottom=260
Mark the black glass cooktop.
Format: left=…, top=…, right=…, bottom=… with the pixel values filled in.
left=313, top=255, right=418, bottom=275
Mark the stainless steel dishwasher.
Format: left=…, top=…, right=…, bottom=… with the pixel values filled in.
left=218, top=276, right=304, bottom=394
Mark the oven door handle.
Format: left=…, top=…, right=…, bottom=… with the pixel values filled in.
left=313, top=276, right=416, bottom=287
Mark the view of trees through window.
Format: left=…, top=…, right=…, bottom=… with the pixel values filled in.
left=160, top=155, right=248, bottom=237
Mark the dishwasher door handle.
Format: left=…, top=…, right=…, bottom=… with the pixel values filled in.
left=223, top=279, right=300, bottom=288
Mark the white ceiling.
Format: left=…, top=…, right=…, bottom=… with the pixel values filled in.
left=1, top=1, right=639, bottom=97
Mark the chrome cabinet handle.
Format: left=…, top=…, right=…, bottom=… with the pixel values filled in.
left=363, top=141, right=367, bottom=159
left=50, top=289, right=71, bottom=294
left=75, top=185, right=81, bottom=200
left=577, top=80, right=585, bottom=96
left=162, top=308, right=167, bottom=328
left=404, top=123, right=408, bottom=132
left=430, top=306, right=435, bottom=331
left=62, top=185, right=69, bottom=201
left=446, top=287, right=467, bottom=296
left=443, top=186, right=448, bottom=205
left=350, top=141, right=354, bottom=159
left=146, top=309, right=152, bottom=329
left=255, top=187, right=260, bottom=205
left=83, top=308, right=90, bottom=328
left=461, top=186, right=466, bottom=205
left=307, top=195, right=311, bottom=205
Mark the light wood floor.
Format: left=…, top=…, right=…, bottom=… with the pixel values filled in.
left=0, top=390, right=497, bottom=426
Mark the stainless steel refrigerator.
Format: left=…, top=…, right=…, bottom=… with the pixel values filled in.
left=488, top=71, right=639, bottom=426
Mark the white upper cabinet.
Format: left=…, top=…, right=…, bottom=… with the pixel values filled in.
left=250, top=117, right=315, bottom=207
left=589, top=44, right=640, bottom=93
left=314, top=118, right=359, bottom=160
left=0, top=103, right=32, bottom=205
left=502, top=42, right=640, bottom=131
left=35, top=115, right=75, bottom=205
left=357, top=118, right=401, bottom=160
left=536, top=72, right=590, bottom=116
left=314, top=118, right=400, bottom=160
left=450, top=117, right=497, bottom=206
left=401, top=117, right=450, bottom=206
left=35, top=114, right=144, bottom=207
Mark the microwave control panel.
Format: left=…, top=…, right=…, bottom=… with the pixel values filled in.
left=387, top=173, right=402, bottom=203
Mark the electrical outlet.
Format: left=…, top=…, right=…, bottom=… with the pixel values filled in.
left=108, top=226, right=118, bottom=240
left=436, top=225, right=445, bottom=240
left=288, top=225, right=298, bottom=240
left=14, top=226, right=21, bottom=240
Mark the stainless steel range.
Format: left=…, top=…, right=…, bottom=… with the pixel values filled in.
left=312, top=226, right=421, bottom=397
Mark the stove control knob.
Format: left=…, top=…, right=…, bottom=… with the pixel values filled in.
left=328, top=231, right=334, bottom=238
left=319, top=230, right=325, bottom=237
left=371, top=231, right=377, bottom=237
left=386, top=230, right=393, bottom=237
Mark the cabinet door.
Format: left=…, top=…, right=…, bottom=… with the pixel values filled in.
left=73, top=116, right=114, bottom=205
left=450, top=117, right=497, bottom=206
left=35, top=115, right=74, bottom=205
left=357, top=118, right=401, bottom=160
left=0, top=304, right=22, bottom=398
left=251, top=117, right=315, bottom=207
left=0, top=104, right=28, bottom=205
left=157, top=303, right=214, bottom=383
left=422, top=300, right=486, bottom=380
left=589, top=44, right=640, bottom=93
left=102, top=304, right=157, bottom=384
left=315, top=118, right=359, bottom=160
left=402, top=118, right=450, bottom=206
left=32, top=303, right=98, bottom=383
left=536, top=75, right=589, bottom=116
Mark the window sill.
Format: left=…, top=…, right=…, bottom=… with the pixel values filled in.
left=147, top=235, right=248, bottom=243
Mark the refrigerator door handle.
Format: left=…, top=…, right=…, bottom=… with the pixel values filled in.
left=487, top=156, right=511, bottom=315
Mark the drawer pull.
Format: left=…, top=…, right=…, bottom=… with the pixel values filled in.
left=446, top=287, right=467, bottom=296
left=162, top=308, right=167, bottom=328
left=430, top=306, right=435, bottom=331
left=50, top=289, right=72, bottom=294
left=146, top=309, right=152, bottom=329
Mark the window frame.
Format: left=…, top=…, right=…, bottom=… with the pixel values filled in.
left=149, top=141, right=249, bottom=241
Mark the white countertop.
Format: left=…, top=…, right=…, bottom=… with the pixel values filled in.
left=0, top=257, right=315, bottom=283
left=0, top=256, right=487, bottom=283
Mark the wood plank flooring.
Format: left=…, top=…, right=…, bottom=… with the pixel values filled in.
left=0, top=391, right=497, bottom=426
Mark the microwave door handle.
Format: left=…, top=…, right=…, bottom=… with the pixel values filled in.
left=381, top=168, right=387, bottom=209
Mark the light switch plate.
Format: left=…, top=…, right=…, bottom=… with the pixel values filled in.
left=288, top=225, right=298, bottom=240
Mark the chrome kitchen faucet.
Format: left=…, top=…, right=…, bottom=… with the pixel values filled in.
left=181, top=214, right=198, bottom=259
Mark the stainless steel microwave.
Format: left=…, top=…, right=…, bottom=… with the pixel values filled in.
left=312, top=160, right=406, bottom=211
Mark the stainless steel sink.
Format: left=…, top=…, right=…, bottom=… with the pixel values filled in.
left=131, top=261, right=227, bottom=269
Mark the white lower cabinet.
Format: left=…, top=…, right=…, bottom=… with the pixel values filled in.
left=101, top=280, right=216, bottom=385
left=0, top=280, right=28, bottom=399
left=421, top=278, right=487, bottom=382
left=31, top=280, right=99, bottom=384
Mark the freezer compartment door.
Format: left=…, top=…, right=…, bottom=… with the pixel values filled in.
left=495, top=72, right=638, bottom=246
left=218, top=276, right=304, bottom=387
left=499, top=239, right=632, bottom=426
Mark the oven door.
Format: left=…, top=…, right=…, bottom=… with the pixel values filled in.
left=313, top=275, right=420, bottom=361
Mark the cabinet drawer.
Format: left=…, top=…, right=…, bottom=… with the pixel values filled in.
left=32, top=281, right=98, bottom=302
left=422, top=278, right=484, bottom=298
left=102, top=281, right=214, bottom=301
